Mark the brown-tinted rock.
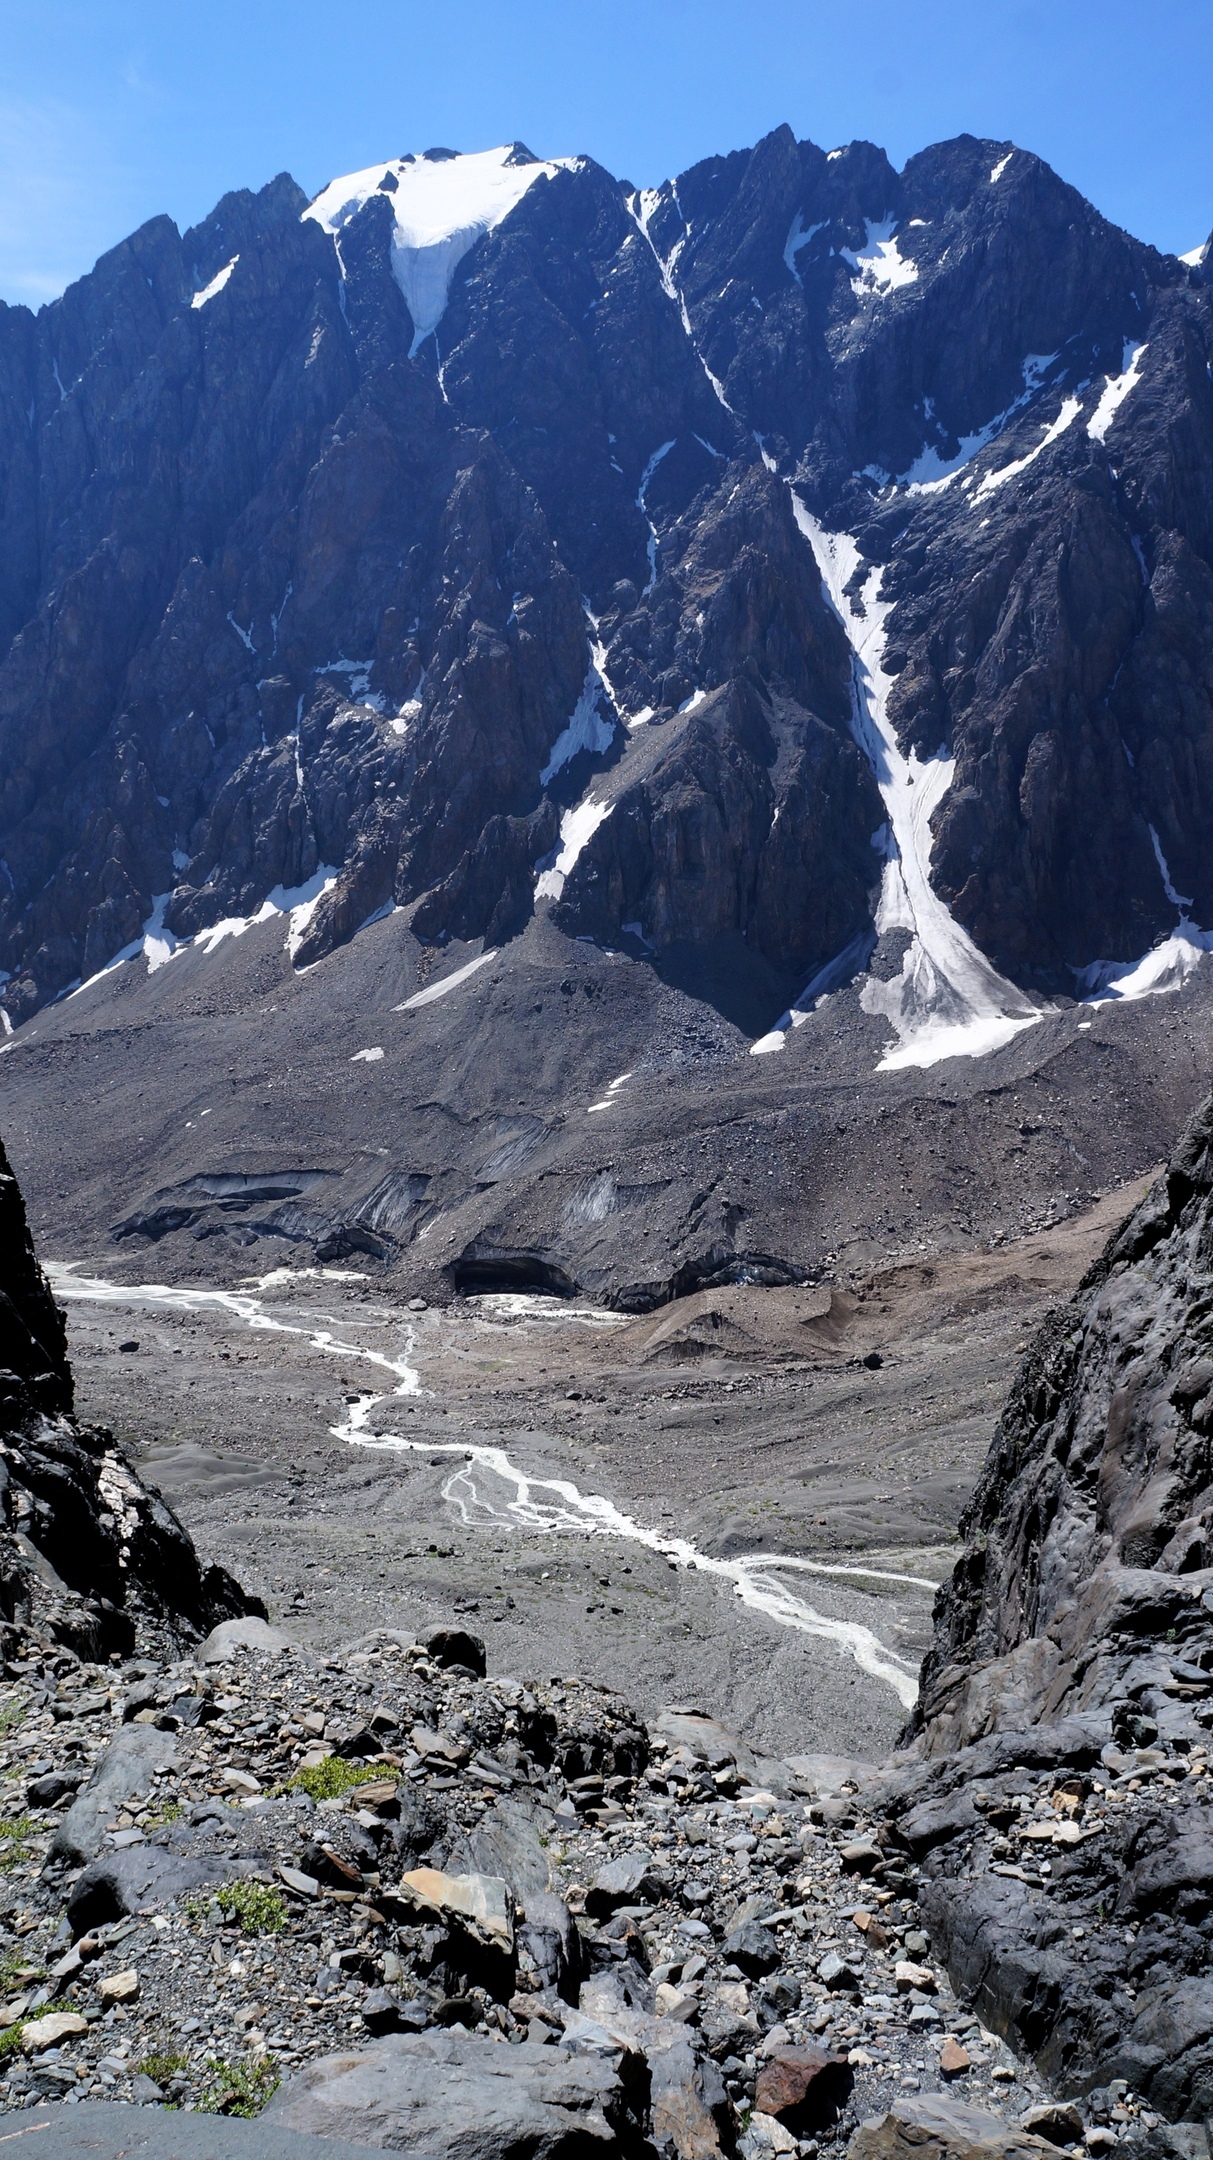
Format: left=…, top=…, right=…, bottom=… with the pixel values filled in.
left=755, top=2044, right=852, bottom=2129
left=847, top=2097, right=1061, bottom=2160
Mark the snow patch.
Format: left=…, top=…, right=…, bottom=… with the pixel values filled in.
left=1078, top=826, right=1213, bottom=1006
left=396, top=949, right=497, bottom=1011
left=306, top=147, right=575, bottom=357
left=972, top=396, right=1082, bottom=499
left=316, top=657, right=385, bottom=710
left=191, top=257, right=238, bottom=308
left=841, top=217, right=918, bottom=299
left=351, top=1046, right=384, bottom=1063
left=65, top=865, right=340, bottom=1002
left=789, top=503, right=1044, bottom=1071
left=540, top=662, right=616, bottom=785
left=1087, top=341, right=1148, bottom=443
left=900, top=354, right=1057, bottom=493
left=990, top=153, right=1014, bottom=184
left=1180, top=242, right=1208, bottom=268
left=535, top=798, right=612, bottom=901
left=628, top=187, right=735, bottom=419
left=637, top=440, right=675, bottom=594
left=587, top=1071, right=632, bottom=1115
left=784, top=213, right=827, bottom=281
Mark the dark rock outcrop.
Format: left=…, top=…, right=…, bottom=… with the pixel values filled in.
left=0, top=133, right=1208, bottom=1027
left=878, top=1088, right=1213, bottom=2112
left=0, top=1131, right=258, bottom=1655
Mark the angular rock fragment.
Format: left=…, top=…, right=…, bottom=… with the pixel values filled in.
left=847, top=2098, right=1062, bottom=2160
left=50, top=1726, right=179, bottom=1867
left=264, top=2028, right=625, bottom=2157
left=585, top=1851, right=664, bottom=1916
left=422, top=1625, right=487, bottom=1677
left=755, top=2043, right=852, bottom=2130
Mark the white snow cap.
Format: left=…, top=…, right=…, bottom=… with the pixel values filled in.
left=305, top=145, right=577, bottom=355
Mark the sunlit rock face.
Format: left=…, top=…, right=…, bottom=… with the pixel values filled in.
left=0, top=132, right=1208, bottom=1054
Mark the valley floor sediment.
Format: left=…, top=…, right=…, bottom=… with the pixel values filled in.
left=45, top=1180, right=1150, bottom=1765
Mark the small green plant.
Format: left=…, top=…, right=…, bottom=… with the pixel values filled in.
left=214, top=1882, right=287, bottom=1936
left=0, top=1947, right=41, bottom=1993
left=0, top=1817, right=35, bottom=1873
left=137, top=2049, right=188, bottom=2086
left=0, top=2024, right=26, bottom=2060
left=0, top=1699, right=25, bottom=1739
left=286, top=1756, right=394, bottom=1801
left=198, top=2055, right=280, bottom=2117
left=143, top=1799, right=182, bottom=1828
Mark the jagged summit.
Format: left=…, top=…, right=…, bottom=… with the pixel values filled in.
left=304, top=144, right=580, bottom=352
left=0, top=120, right=1210, bottom=1299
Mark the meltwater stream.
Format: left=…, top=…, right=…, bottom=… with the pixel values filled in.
left=46, top=1265, right=928, bottom=1709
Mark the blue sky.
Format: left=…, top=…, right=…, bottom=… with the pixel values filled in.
left=0, top=0, right=1209, bottom=308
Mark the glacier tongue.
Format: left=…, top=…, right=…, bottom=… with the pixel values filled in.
left=305, top=145, right=576, bottom=354
left=791, top=500, right=1045, bottom=1071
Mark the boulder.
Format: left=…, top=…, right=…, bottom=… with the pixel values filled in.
left=23, top=2011, right=89, bottom=2053
left=200, top=1615, right=293, bottom=1663
left=422, top=1625, right=487, bottom=1677
left=50, top=1725, right=178, bottom=1866
left=264, top=2028, right=624, bottom=2158
left=585, top=1851, right=665, bottom=1917
left=577, top=1973, right=735, bottom=2160
left=65, top=1845, right=260, bottom=1937
left=755, top=2045, right=852, bottom=2130
left=723, top=1920, right=781, bottom=1978
left=847, top=2098, right=1063, bottom=2160
left=0, top=2098, right=392, bottom=2156
left=1021, top=2105, right=1085, bottom=2146
left=396, top=1867, right=515, bottom=1956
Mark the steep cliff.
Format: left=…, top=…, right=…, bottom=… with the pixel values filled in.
left=866, top=1092, right=1213, bottom=2116
left=0, top=1133, right=257, bottom=1656
left=0, top=133, right=1208, bottom=1065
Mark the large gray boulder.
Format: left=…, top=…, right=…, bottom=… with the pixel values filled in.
left=264, top=2028, right=625, bottom=2158
left=455, top=1799, right=582, bottom=1997
left=201, top=1615, right=293, bottom=1663
left=846, top=2097, right=1060, bottom=2160
left=65, top=1845, right=253, bottom=1937
left=0, top=2098, right=386, bottom=2157
left=576, top=1972, right=734, bottom=2160
left=50, top=1724, right=178, bottom=1866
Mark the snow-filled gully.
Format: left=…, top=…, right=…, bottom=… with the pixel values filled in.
left=46, top=1266, right=925, bottom=1709
left=754, top=501, right=1045, bottom=1070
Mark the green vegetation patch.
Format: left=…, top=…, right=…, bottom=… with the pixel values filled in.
left=0, top=1817, right=36, bottom=1872
left=137, top=2049, right=189, bottom=2086
left=198, top=2056, right=280, bottom=2117
left=214, top=1881, right=288, bottom=1936
left=286, top=1755, right=395, bottom=1801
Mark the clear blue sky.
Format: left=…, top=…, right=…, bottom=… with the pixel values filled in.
left=1, top=0, right=1209, bottom=309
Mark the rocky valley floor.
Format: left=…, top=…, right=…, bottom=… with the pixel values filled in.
left=22, top=1176, right=1145, bottom=1775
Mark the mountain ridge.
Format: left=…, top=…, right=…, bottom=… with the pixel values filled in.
left=0, top=125, right=1208, bottom=1051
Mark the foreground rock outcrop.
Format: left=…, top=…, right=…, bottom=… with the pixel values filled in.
left=0, top=1134, right=257, bottom=1657
left=0, top=1627, right=1043, bottom=2146
left=863, top=1089, right=1213, bottom=2122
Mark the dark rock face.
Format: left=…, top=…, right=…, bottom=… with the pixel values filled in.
left=0, top=133, right=1208, bottom=1026
left=0, top=1131, right=257, bottom=1653
left=878, top=1090, right=1213, bottom=2112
